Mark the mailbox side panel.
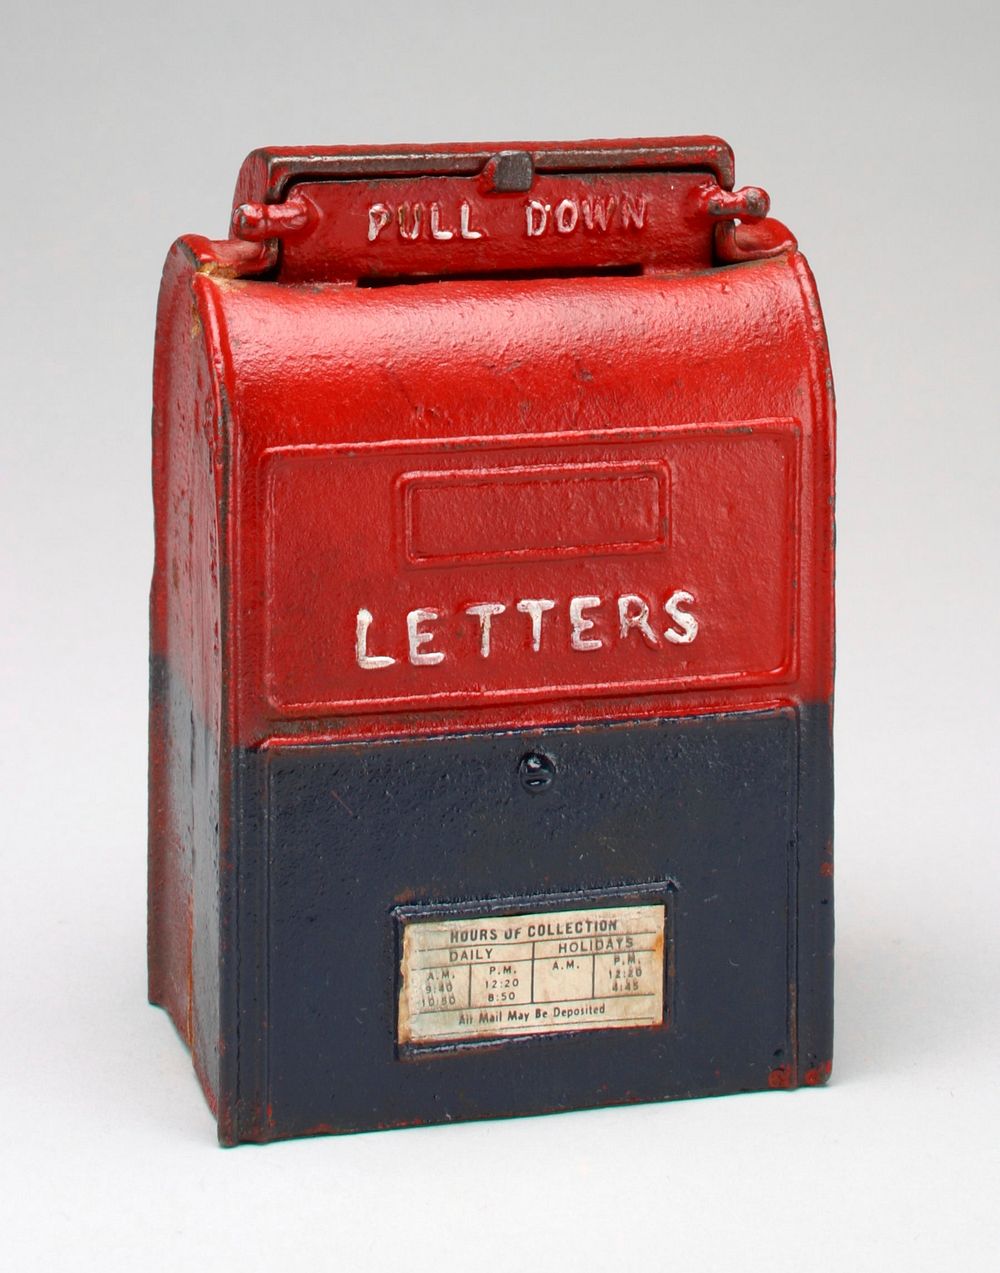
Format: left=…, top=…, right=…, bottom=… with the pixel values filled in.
left=149, top=241, right=229, bottom=1117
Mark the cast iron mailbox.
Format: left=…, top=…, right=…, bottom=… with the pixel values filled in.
left=149, top=137, right=835, bottom=1144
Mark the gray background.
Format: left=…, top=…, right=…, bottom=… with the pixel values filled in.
left=2, top=1, right=997, bottom=1268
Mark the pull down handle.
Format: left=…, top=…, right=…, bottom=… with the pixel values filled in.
left=228, top=140, right=771, bottom=283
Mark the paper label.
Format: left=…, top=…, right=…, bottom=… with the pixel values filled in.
left=398, top=902, right=665, bottom=1046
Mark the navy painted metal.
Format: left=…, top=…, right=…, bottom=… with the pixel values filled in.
left=232, top=706, right=831, bottom=1139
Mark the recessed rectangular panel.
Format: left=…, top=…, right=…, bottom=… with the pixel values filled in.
left=403, top=462, right=667, bottom=565
left=261, top=421, right=800, bottom=716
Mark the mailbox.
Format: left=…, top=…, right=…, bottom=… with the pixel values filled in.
left=149, top=137, right=835, bottom=1144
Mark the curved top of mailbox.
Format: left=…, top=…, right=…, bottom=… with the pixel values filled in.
left=233, top=136, right=736, bottom=207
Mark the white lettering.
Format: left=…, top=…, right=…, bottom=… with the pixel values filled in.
left=516, top=598, right=556, bottom=652
left=569, top=596, right=603, bottom=651
left=357, top=590, right=697, bottom=668
left=617, top=594, right=659, bottom=647
left=581, top=196, right=616, bottom=232
left=407, top=608, right=445, bottom=665
left=465, top=602, right=506, bottom=657
left=355, top=608, right=395, bottom=669
left=397, top=203, right=422, bottom=241
left=367, top=203, right=392, bottom=242
left=371, top=193, right=647, bottom=245
left=429, top=202, right=454, bottom=241
left=459, top=201, right=484, bottom=240
left=525, top=200, right=549, bottom=236
left=663, top=590, right=698, bottom=644
left=620, top=194, right=647, bottom=230
left=554, top=198, right=579, bottom=233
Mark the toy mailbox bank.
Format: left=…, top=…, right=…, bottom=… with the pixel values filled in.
left=149, top=137, right=835, bottom=1144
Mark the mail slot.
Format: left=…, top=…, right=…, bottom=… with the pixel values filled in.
left=149, top=137, right=835, bottom=1144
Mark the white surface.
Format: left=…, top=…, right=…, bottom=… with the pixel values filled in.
left=2, top=2, right=998, bottom=1269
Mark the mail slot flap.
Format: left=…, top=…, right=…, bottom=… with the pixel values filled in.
left=229, top=138, right=765, bottom=282
left=241, top=171, right=726, bottom=282
left=258, top=421, right=800, bottom=718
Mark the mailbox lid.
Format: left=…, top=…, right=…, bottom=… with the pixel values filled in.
left=193, top=244, right=832, bottom=745
left=232, top=136, right=737, bottom=205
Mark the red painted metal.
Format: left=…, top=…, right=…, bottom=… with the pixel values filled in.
left=149, top=138, right=835, bottom=1127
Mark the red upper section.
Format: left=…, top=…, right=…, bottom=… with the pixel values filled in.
left=156, top=138, right=834, bottom=748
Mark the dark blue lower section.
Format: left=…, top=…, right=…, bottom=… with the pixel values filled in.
left=225, top=704, right=833, bottom=1142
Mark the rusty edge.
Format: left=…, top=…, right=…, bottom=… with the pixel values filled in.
left=233, top=137, right=736, bottom=208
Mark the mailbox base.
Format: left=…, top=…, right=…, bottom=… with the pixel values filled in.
left=188, top=704, right=832, bottom=1143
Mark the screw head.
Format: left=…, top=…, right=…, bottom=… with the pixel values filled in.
left=518, top=751, right=556, bottom=793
